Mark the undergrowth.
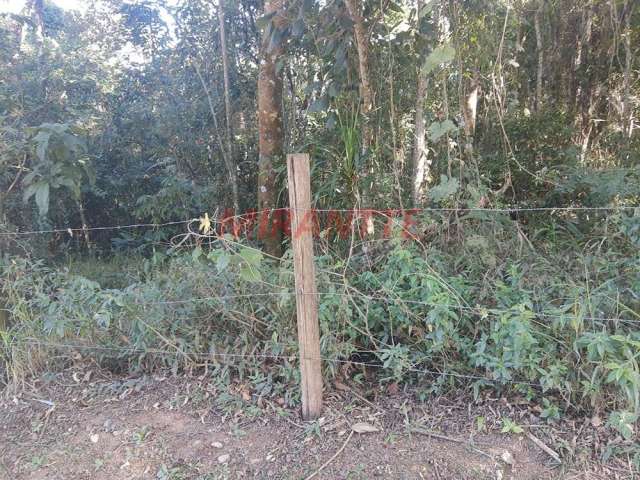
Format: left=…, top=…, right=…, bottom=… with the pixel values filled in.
left=1, top=210, right=640, bottom=448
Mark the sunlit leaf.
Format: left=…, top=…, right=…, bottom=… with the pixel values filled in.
left=199, top=213, right=212, bottom=234
left=422, top=44, right=456, bottom=75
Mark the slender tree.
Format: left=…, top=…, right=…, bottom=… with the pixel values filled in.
left=257, top=0, right=287, bottom=257
left=344, top=0, right=374, bottom=148
left=412, top=0, right=429, bottom=205
left=534, top=0, right=544, bottom=111
left=621, top=0, right=634, bottom=138
left=217, top=0, right=240, bottom=213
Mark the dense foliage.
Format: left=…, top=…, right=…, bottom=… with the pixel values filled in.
left=0, top=0, right=639, bottom=463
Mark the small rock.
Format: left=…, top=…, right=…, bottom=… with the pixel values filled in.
left=211, top=441, right=223, bottom=449
left=218, top=454, right=230, bottom=464
left=501, top=450, right=514, bottom=465
left=90, top=434, right=99, bottom=444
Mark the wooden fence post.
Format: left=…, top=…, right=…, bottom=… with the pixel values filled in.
left=286, top=153, right=323, bottom=420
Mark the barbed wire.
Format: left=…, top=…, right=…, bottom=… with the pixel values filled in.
left=15, top=338, right=545, bottom=388
left=123, top=289, right=640, bottom=326
left=291, top=206, right=639, bottom=214
left=0, top=219, right=196, bottom=236
left=1, top=203, right=638, bottom=237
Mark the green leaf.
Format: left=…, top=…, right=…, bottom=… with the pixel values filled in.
left=34, top=181, right=50, bottom=216
left=240, top=264, right=262, bottom=282
left=427, top=119, right=457, bottom=142
left=419, top=0, right=436, bottom=18
left=608, top=411, right=637, bottom=440
left=428, top=175, right=459, bottom=202
left=501, top=418, right=524, bottom=434
left=216, top=252, right=231, bottom=272
left=422, top=44, right=456, bottom=75
left=34, top=130, right=51, bottom=162
left=238, top=247, right=263, bottom=267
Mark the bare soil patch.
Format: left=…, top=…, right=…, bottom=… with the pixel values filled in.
left=0, top=370, right=633, bottom=479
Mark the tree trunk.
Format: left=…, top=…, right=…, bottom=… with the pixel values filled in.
left=622, top=0, right=634, bottom=138
left=575, top=5, right=594, bottom=161
left=460, top=59, right=479, bottom=161
left=217, top=0, right=240, bottom=213
left=413, top=73, right=429, bottom=206
left=344, top=0, right=374, bottom=148
left=76, top=197, right=91, bottom=250
left=573, top=4, right=593, bottom=118
left=257, top=0, right=287, bottom=257
left=534, top=1, right=544, bottom=112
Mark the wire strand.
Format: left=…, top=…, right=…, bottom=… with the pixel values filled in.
left=0, top=219, right=196, bottom=236
left=2, top=204, right=638, bottom=236
left=124, top=290, right=640, bottom=325
left=16, top=338, right=545, bottom=388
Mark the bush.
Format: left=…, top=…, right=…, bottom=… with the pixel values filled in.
left=1, top=218, right=639, bottom=436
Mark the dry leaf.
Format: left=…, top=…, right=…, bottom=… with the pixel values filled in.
left=334, top=381, right=349, bottom=391
left=351, top=422, right=379, bottom=434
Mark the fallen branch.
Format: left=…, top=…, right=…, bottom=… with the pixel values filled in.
left=527, top=431, right=562, bottom=464
left=408, top=426, right=465, bottom=444
left=304, top=430, right=354, bottom=480
left=409, top=426, right=493, bottom=460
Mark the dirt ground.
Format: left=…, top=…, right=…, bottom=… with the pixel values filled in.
left=0, top=370, right=636, bottom=480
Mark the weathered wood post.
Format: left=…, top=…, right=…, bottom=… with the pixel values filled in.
left=286, top=153, right=323, bottom=420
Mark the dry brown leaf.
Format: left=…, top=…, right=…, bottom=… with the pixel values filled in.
left=351, top=422, right=379, bottom=434
left=334, top=381, right=349, bottom=391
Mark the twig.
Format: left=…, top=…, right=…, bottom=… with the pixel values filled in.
left=38, top=405, right=55, bottom=440
left=527, top=431, right=562, bottom=464
left=409, top=426, right=465, bottom=444
left=343, top=384, right=382, bottom=413
left=408, top=426, right=493, bottom=460
left=304, top=430, right=354, bottom=480
left=433, top=463, right=443, bottom=480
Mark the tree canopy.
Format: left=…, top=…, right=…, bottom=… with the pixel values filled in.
left=1, top=0, right=637, bottom=254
